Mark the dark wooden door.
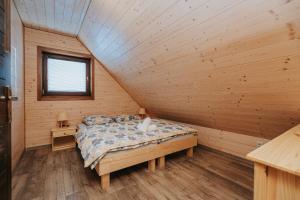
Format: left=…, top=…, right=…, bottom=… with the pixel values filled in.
left=0, top=0, right=11, bottom=199
left=0, top=87, right=11, bottom=200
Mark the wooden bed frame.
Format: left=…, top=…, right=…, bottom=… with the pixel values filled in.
left=94, top=133, right=198, bottom=191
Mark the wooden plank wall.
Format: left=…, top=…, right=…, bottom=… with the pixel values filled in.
left=195, top=126, right=269, bottom=159
left=166, top=119, right=269, bottom=158
left=24, top=28, right=140, bottom=148
left=11, top=1, right=24, bottom=171
left=79, top=0, right=300, bottom=139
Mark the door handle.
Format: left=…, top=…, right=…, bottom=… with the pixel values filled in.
left=8, top=96, right=18, bottom=101
left=0, top=96, right=18, bottom=101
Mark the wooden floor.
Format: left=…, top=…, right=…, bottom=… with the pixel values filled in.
left=12, top=146, right=253, bottom=200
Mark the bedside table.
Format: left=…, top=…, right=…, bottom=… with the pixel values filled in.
left=51, top=126, right=77, bottom=151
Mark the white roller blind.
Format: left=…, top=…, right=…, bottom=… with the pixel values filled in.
left=47, top=58, right=87, bottom=92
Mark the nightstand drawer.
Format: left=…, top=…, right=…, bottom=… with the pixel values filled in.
left=53, top=129, right=76, bottom=137
left=51, top=126, right=77, bottom=151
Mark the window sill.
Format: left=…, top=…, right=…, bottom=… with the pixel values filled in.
left=37, top=95, right=94, bottom=101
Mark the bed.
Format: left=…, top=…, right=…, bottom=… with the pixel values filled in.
left=75, top=115, right=198, bottom=191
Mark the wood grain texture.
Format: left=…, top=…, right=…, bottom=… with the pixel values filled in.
left=12, top=146, right=254, bottom=200
left=78, top=0, right=300, bottom=139
left=253, top=164, right=300, bottom=200
left=15, top=0, right=300, bottom=139
left=96, top=134, right=197, bottom=176
left=4, top=0, right=11, bottom=52
left=196, top=125, right=269, bottom=159
left=24, top=28, right=139, bottom=148
left=13, top=0, right=91, bottom=36
left=148, top=159, right=156, bottom=173
left=165, top=119, right=269, bottom=159
left=186, top=147, right=193, bottom=157
left=51, top=126, right=76, bottom=151
left=253, top=163, right=267, bottom=200
left=11, top=1, right=24, bottom=171
left=158, top=156, right=165, bottom=169
left=249, top=125, right=300, bottom=200
left=247, top=124, right=300, bottom=176
left=100, top=174, right=110, bottom=192
left=94, top=134, right=196, bottom=191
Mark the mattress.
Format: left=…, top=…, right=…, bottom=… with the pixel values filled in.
left=75, top=118, right=197, bottom=169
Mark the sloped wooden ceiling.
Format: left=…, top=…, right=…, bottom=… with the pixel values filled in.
left=15, top=0, right=300, bottom=139
left=14, top=0, right=91, bottom=36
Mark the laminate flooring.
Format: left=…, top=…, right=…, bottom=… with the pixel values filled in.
left=12, top=146, right=253, bottom=200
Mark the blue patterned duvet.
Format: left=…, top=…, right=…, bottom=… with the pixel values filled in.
left=75, top=119, right=197, bottom=169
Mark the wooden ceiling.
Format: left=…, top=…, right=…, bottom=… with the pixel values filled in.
left=14, top=0, right=300, bottom=139
left=13, top=0, right=91, bottom=36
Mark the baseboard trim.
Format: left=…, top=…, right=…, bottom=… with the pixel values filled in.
left=26, top=144, right=51, bottom=151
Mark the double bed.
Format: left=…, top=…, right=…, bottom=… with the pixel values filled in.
left=75, top=115, right=198, bottom=191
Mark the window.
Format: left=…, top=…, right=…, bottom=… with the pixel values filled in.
left=37, top=47, right=94, bottom=101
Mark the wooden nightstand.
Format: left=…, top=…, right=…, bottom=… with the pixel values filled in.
left=51, top=126, right=77, bottom=151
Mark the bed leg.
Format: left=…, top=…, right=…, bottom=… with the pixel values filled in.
left=158, top=156, right=165, bottom=169
left=101, top=174, right=110, bottom=191
left=148, top=159, right=156, bottom=172
left=186, top=147, right=193, bottom=158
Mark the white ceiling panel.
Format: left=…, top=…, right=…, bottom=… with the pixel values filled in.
left=14, top=0, right=91, bottom=36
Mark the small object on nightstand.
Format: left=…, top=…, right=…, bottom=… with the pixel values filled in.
left=51, top=126, right=77, bottom=151
left=57, top=111, right=69, bottom=128
left=139, top=108, right=146, bottom=119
